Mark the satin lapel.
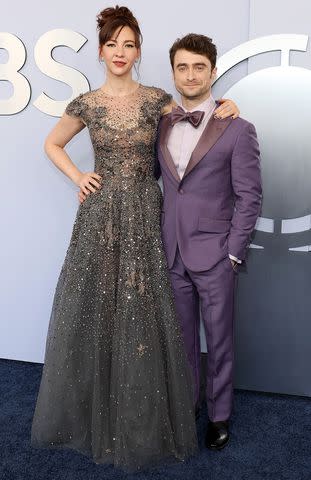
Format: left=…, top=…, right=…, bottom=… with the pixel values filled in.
left=159, top=115, right=180, bottom=183
left=183, top=115, right=233, bottom=179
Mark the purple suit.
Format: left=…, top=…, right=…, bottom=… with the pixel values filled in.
left=156, top=112, right=262, bottom=421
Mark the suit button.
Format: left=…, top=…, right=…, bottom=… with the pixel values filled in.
left=179, top=189, right=184, bottom=194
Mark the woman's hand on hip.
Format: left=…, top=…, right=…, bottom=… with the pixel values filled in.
left=78, top=189, right=87, bottom=204
left=75, top=172, right=102, bottom=194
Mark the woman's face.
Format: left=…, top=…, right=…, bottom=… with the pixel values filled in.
left=99, top=26, right=140, bottom=77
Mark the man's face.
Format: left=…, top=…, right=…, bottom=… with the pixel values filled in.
left=173, top=49, right=217, bottom=102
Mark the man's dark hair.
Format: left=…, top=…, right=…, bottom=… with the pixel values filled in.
left=169, top=33, right=217, bottom=69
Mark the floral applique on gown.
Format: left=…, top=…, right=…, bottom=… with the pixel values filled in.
left=31, top=85, right=198, bottom=470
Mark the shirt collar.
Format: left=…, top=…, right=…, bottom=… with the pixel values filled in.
left=180, top=95, right=216, bottom=113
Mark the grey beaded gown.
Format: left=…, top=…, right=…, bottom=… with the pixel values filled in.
left=31, top=85, right=198, bottom=470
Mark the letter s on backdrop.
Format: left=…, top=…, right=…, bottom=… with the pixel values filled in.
left=33, top=29, right=89, bottom=117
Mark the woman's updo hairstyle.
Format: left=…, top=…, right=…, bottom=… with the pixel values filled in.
left=97, top=5, right=142, bottom=49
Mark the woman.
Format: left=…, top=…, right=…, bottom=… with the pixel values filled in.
left=31, top=5, right=239, bottom=470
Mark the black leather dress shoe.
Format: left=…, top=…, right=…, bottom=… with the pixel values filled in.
left=205, top=421, right=229, bottom=450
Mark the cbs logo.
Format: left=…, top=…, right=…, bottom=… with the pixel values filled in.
left=0, top=30, right=90, bottom=117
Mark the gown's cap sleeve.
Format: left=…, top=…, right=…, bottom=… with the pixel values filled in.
left=65, top=94, right=85, bottom=119
left=158, top=89, right=173, bottom=110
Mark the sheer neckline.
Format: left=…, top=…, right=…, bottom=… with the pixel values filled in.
left=97, top=83, right=141, bottom=98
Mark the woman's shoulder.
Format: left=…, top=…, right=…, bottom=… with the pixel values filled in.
left=78, top=89, right=99, bottom=102
left=139, top=85, right=173, bottom=111
left=66, top=89, right=94, bottom=107
left=65, top=89, right=99, bottom=119
left=140, top=84, right=171, bottom=97
left=75, top=88, right=105, bottom=102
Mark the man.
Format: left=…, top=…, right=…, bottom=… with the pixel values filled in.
left=157, top=34, right=262, bottom=450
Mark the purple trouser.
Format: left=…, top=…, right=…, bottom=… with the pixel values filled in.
left=169, top=247, right=236, bottom=422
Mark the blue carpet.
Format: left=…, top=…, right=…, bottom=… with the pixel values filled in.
left=0, top=358, right=310, bottom=480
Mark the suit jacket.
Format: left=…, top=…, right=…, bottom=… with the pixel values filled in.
left=156, top=112, right=262, bottom=272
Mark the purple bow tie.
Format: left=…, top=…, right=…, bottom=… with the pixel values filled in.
left=171, top=106, right=205, bottom=128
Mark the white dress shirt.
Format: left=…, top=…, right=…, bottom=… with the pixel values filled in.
left=168, top=96, right=216, bottom=179
left=167, top=95, right=241, bottom=264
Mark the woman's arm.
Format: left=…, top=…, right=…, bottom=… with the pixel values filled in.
left=45, top=114, right=102, bottom=195
left=214, top=99, right=240, bottom=119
